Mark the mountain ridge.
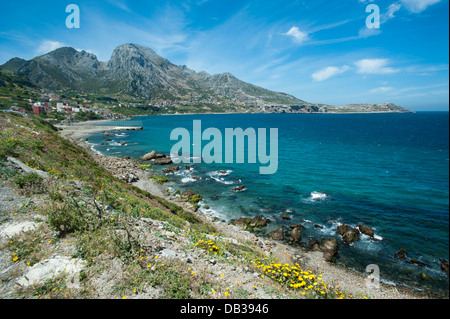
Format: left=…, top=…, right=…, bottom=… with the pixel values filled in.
left=0, top=43, right=413, bottom=113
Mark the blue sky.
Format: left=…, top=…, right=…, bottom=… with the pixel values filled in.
left=0, top=0, right=448, bottom=111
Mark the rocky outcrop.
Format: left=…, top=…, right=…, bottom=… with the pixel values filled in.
left=307, top=238, right=322, bottom=252
left=337, top=224, right=360, bottom=244
left=7, top=157, right=50, bottom=179
left=249, top=216, right=271, bottom=228
left=181, top=190, right=197, bottom=198
left=153, top=158, right=173, bottom=165
left=289, top=227, right=301, bottom=244
left=141, top=151, right=156, bottom=161
left=232, top=216, right=271, bottom=232
left=268, top=227, right=285, bottom=241
left=232, top=218, right=251, bottom=229
left=17, top=255, right=86, bottom=288
left=320, top=238, right=339, bottom=262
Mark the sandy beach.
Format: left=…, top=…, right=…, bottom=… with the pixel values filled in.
left=57, top=120, right=437, bottom=299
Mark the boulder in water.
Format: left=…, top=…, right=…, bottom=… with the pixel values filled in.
left=141, top=151, right=156, bottom=161
left=358, top=224, right=375, bottom=237
left=231, top=185, right=246, bottom=193
left=337, top=224, right=360, bottom=243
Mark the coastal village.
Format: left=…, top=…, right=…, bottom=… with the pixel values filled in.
left=7, top=91, right=121, bottom=119
left=3, top=90, right=249, bottom=119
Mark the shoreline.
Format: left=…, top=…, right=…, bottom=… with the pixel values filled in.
left=57, top=121, right=441, bottom=299
left=125, top=110, right=416, bottom=117
left=55, top=120, right=142, bottom=141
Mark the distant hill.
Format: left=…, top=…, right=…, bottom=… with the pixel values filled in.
left=0, top=43, right=413, bottom=113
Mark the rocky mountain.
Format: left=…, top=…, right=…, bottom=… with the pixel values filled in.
left=0, top=43, right=412, bottom=113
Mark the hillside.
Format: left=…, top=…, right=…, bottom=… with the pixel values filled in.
left=0, top=112, right=426, bottom=300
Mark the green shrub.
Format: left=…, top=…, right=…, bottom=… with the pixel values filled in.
left=47, top=198, right=93, bottom=236
left=12, top=172, right=47, bottom=195
left=0, top=134, right=25, bottom=159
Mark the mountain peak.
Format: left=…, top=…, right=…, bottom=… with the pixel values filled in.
left=0, top=57, right=27, bottom=72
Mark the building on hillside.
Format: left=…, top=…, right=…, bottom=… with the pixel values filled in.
left=32, top=105, right=46, bottom=115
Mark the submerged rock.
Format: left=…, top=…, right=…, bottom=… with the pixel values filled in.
left=395, top=248, right=409, bottom=260
left=164, top=166, right=180, bottom=174
left=409, top=258, right=429, bottom=268
left=419, top=272, right=433, bottom=282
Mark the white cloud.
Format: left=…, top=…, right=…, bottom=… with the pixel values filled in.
left=370, top=86, right=394, bottom=94
left=358, top=27, right=382, bottom=38
left=400, top=0, right=441, bottom=13
left=107, top=0, right=132, bottom=12
left=36, top=40, right=66, bottom=54
left=355, top=59, right=398, bottom=74
left=312, top=65, right=350, bottom=81
left=284, top=26, right=309, bottom=44
left=382, top=2, right=403, bottom=22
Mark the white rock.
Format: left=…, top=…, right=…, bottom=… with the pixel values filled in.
left=17, top=255, right=86, bottom=288
left=159, top=249, right=177, bottom=259
left=0, top=221, right=38, bottom=239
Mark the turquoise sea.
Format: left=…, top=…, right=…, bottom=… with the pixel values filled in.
left=89, top=112, right=449, bottom=295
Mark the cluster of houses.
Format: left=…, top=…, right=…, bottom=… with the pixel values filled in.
left=8, top=99, right=117, bottom=119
